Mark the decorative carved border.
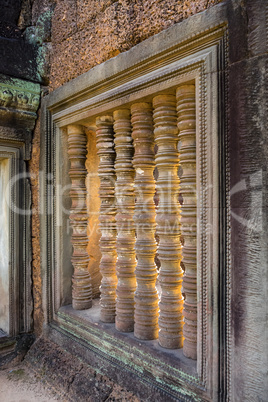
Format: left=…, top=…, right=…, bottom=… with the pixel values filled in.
left=0, top=144, right=32, bottom=337
left=222, top=29, right=231, bottom=401
left=0, top=149, right=19, bottom=336
left=0, top=74, right=40, bottom=117
left=41, top=11, right=230, bottom=401
left=0, top=73, right=40, bottom=339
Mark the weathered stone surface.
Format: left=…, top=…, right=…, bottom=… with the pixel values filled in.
left=18, top=0, right=32, bottom=31
left=0, top=0, right=44, bottom=81
left=0, top=334, right=35, bottom=368
left=51, top=0, right=77, bottom=44
left=34, top=8, right=53, bottom=45
left=25, top=337, right=139, bottom=401
left=31, top=0, right=55, bottom=26
left=226, top=0, right=248, bottom=65
left=0, top=0, right=23, bottom=26
left=76, top=0, right=119, bottom=31
left=49, top=0, right=223, bottom=90
left=0, top=22, right=22, bottom=39
left=29, top=110, right=43, bottom=336
left=0, top=73, right=40, bottom=129
left=229, top=53, right=268, bottom=402
left=246, top=0, right=268, bottom=57
left=0, top=37, right=40, bottom=82
left=0, top=0, right=54, bottom=84
left=0, top=73, right=40, bottom=102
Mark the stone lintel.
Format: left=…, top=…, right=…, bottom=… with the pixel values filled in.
left=0, top=73, right=40, bottom=130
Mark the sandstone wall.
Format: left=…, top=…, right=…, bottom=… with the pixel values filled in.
left=49, top=0, right=222, bottom=90
left=29, top=110, right=43, bottom=336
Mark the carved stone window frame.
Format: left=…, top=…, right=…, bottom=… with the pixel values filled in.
left=0, top=136, right=32, bottom=338
left=0, top=74, right=39, bottom=348
left=41, top=6, right=230, bottom=400
left=0, top=147, right=20, bottom=337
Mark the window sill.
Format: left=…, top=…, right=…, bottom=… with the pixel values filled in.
left=49, top=301, right=202, bottom=399
left=59, top=300, right=196, bottom=372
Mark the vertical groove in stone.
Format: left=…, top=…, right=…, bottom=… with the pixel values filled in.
left=176, top=85, right=197, bottom=359
left=96, top=116, right=117, bottom=323
left=67, top=124, right=92, bottom=310
left=153, top=94, right=183, bottom=349
left=113, top=109, right=136, bottom=332
left=131, top=102, right=159, bottom=340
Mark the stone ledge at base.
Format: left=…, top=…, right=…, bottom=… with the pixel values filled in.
left=25, top=337, right=140, bottom=402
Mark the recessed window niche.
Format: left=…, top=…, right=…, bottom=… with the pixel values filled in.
left=0, top=143, right=32, bottom=341
left=41, top=10, right=230, bottom=401
left=0, top=73, right=39, bottom=353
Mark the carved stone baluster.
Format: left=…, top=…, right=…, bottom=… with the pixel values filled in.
left=153, top=95, right=183, bottom=349
left=113, top=109, right=136, bottom=332
left=176, top=85, right=197, bottom=359
left=131, top=102, right=159, bottom=340
left=67, top=124, right=92, bottom=310
left=86, top=128, right=102, bottom=299
left=96, top=116, right=117, bottom=323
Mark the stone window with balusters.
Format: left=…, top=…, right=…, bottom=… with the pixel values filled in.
left=67, top=85, right=197, bottom=360
left=42, top=14, right=229, bottom=400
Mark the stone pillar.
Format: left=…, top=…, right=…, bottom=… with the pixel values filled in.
left=131, top=102, right=159, bottom=340
left=85, top=129, right=102, bottom=299
left=176, top=85, right=197, bottom=359
left=113, top=109, right=136, bottom=332
left=96, top=116, right=117, bottom=323
left=67, top=124, right=92, bottom=310
left=153, top=95, right=183, bottom=349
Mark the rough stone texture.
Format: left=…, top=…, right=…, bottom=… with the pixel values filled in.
left=0, top=0, right=22, bottom=25
left=0, top=73, right=40, bottom=131
left=230, top=58, right=268, bottom=402
left=32, top=0, right=56, bottom=26
left=0, top=36, right=39, bottom=82
left=228, top=1, right=268, bottom=400
left=0, top=334, right=35, bottom=368
left=25, top=337, right=139, bottom=401
left=49, top=0, right=223, bottom=90
left=18, top=0, right=33, bottom=31
left=0, top=0, right=54, bottom=83
left=29, top=111, right=44, bottom=336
